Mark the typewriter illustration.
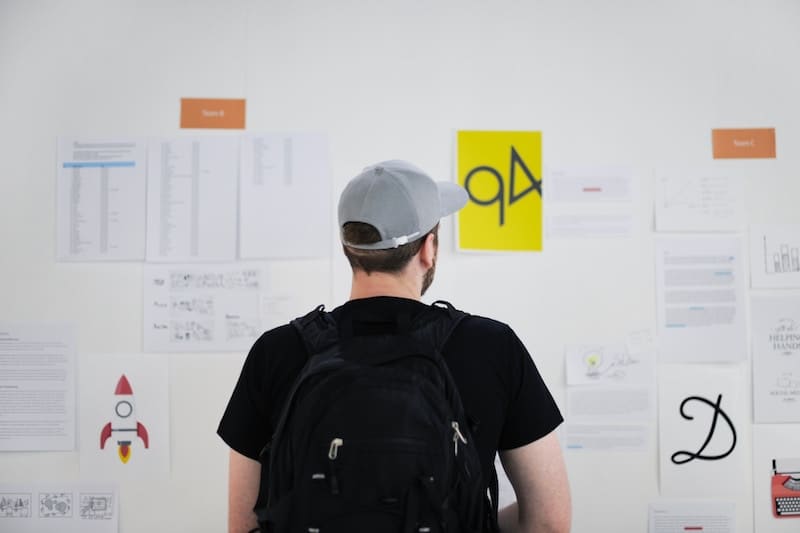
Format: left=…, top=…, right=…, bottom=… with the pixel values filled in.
left=772, top=458, right=800, bottom=518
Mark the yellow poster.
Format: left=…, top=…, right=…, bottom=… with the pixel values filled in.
left=457, top=130, right=542, bottom=251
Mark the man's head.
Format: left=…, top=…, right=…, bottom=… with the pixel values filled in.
left=338, top=160, right=467, bottom=296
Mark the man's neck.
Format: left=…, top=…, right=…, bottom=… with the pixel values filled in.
left=349, top=271, right=421, bottom=301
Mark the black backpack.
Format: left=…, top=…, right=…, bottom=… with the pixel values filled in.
left=253, top=301, right=496, bottom=533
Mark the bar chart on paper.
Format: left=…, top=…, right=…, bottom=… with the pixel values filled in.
left=750, top=225, right=800, bottom=288
left=766, top=241, right=799, bottom=274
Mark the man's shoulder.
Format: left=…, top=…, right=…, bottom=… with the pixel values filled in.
left=249, top=321, right=304, bottom=355
left=425, top=303, right=521, bottom=354
left=239, top=321, right=308, bottom=385
left=448, top=306, right=515, bottom=337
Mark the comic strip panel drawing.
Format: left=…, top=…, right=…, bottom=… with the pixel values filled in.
left=144, top=265, right=264, bottom=352
left=80, top=493, right=114, bottom=520
left=172, top=296, right=214, bottom=315
left=169, top=269, right=260, bottom=290
left=39, top=492, right=72, bottom=518
left=0, top=493, right=31, bottom=518
left=171, top=320, right=213, bottom=342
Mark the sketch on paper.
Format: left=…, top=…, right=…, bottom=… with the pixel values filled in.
left=171, top=320, right=213, bottom=343
left=39, top=493, right=72, bottom=518
left=581, top=346, right=640, bottom=381
left=79, top=493, right=114, bottom=520
left=566, top=343, right=653, bottom=387
left=0, top=493, right=31, bottom=518
left=654, top=170, right=745, bottom=232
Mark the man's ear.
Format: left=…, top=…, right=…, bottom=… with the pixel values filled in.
left=418, top=232, right=436, bottom=269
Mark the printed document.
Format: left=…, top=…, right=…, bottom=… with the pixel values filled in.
left=239, top=133, right=332, bottom=259
left=0, top=483, right=118, bottom=532
left=143, top=264, right=263, bottom=352
left=655, top=169, right=746, bottom=232
left=564, top=334, right=656, bottom=451
left=56, top=138, right=146, bottom=260
left=648, top=501, right=734, bottom=533
left=751, top=295, right=800, bottom=423
left=749, top=224, right=800, bottom=289
left=565, top=385, right=652, bottom=451
left=545, top=165, right=634, bottom=239
left=146, top=136, right=239, bottom=262
left=655, top=236, right=747, bottom=363
left=547, top=165, right=633, bottom=204
left=0, top=324, right=75, bottom=451
left=546, top=214, right=633, bottom=239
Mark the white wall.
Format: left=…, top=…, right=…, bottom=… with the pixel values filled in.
left=1, top=0, right=799, bottom=531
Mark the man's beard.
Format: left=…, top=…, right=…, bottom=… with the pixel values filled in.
left=421, top=257, right=437, bottom=296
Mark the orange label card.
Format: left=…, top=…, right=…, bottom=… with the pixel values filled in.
left=180, top=98, right=246, bottom=129
left=712, top=128, right=776, bottom=159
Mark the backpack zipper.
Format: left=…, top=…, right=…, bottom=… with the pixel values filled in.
left=328, top=437, right=343, bottom=460
left=452, top=421, right=467, bottom=456
left=328, top=438, right=343, bottom=495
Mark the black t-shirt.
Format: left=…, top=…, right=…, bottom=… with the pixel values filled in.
left=217, top=296, right=563, bottom=495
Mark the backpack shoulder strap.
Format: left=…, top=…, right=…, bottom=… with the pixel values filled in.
left=257, top=305, right=340, bottom=518
left=290, top=304, right=338, bottom=356
left=411, top=300, right=469, bottom=351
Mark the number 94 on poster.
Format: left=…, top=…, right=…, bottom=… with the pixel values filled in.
left=456, top=131, right=543, bottom=252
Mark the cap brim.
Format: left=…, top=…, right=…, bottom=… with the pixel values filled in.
left=437, top=181, right=468, bottom=218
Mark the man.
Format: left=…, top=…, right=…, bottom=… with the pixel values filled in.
left=218, top=160, right=571, bottom=533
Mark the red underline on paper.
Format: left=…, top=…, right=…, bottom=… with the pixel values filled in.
left=582, top=187, right=603, bottom=192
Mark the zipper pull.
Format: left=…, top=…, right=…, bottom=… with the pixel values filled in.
left=328, top=438, right=343, bottom=495
left=328, top=438, right=343, bottom=460
left=452, top=422, right=467, bottom=456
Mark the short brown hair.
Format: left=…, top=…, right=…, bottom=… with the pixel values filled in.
left=342, top=222, right=438, bottom=274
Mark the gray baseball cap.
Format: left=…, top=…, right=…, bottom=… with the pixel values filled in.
left=338, top=160, right=468, bottom=250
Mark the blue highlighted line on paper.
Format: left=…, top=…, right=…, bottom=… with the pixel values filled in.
left=666, top=306, right=706, bottom=328
left=63, top=161, right=136, bottom=168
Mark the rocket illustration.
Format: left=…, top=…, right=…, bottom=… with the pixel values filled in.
left=99, top=374, right=149, bottom=464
